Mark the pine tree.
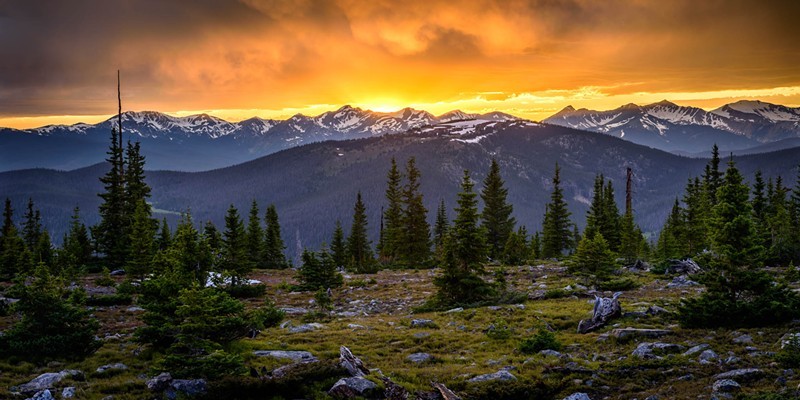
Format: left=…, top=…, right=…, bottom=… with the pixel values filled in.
left=570, top=232, right=617, bottom=282
left=127, top=200, right=156, bottom=279
left=246, top=201, right=264, bottom=269
left=165, top=212, right=211, bottom=286
left=0, top=199, right=26, bottom=280
left=21, top=198, right=42, bottom=251
left=297, top=247, right=343, bottom=291
left=263, top=204, right=288, bottom=269
left=221, top=205, right=251, bottom=286
left=529, top=231, right=541, bottom=260
left=682, top=177, right=710, bottom=255
left=346, top=192, right=375, bottom=273
left=156, top=218, right=172, bottom=251
left=502, top=227, right=528, bottom=266
left=330, top=221, right=347, bottom=268
left=380, top=158, right=403, bottom=263
left=434, top=170, right=492, bottom=305
left=95, top=127, right=128, bottom=268
left=703, top=144, right=722, bottom=206
left=601, top=180, right=621, bottom=249
left=711, top=159, right=763, bottom=267
left=61, top=207, right=92, bottom=272
left=618, top=211, right=645, bottom=264
left=433, top=199, right=449, bottom=259
left=583, top=175, right=605, bottom=242
left=480, top=159, right=516, bottom=260
left=398, top=157, right=430, bottom=266
left=203, top=220, right=222, bottom=258
left=655, top=199, right=684, bottom=260
left=541, top=164, right=573, bottom=258
left=766, top=176, right=792, bottom=263
left=124, top=140, right=151, bottom=217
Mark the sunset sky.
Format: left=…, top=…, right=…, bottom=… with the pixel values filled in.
left=1, top=0, right=799, bottom=129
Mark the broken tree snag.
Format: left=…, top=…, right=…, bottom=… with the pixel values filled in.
left=340, top=346, right=369, bottom=377
left=431, top=382, right=461, bottom=400
left=577, top=292, right=622, bottom=334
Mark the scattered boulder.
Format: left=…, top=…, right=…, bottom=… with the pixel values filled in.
left=666, top=275, right=699, bottom=288
left=382, top=377, right=410, bottom=400
left=146, top=373, right=173, bottom=392
left=411, top=319, right=437, bottom=328
left=699, top=350, right=719, bottom=364
left=340, top=346, right=370, bottom=377
left=288, top=323, right=324, bottom=333
left=12, top=370, right=84, bottom=395
left=328, top=377, right=378, bottom=398
left=665, top=259, right=702, bottom=275
left=467, top=370, right=517, bottom=383
left=610, top=328, right=672, bottom=340
left=714, top=368, right=764, bottom=382
left=28, top=389, right=55, bottom=400
left=732, top=334, right=753, bottom=344
left=646, top=305, right=670, bottom=315
left=683, top=344, right=710, bottom=356
left=632, top=342, right=684, bottom=359
left=280, top=307, right=309, bottom=315
left=626, top=260, right=651, bottom=272
left=110, top=269, right=126, bottom=276
left=563, top=393, right=592, bottom=400
left=407, top=353, right=433, bottom=364
left=95, top=363, right=128, bottom=374
left=253, top=350, right=317, bottom=363
left=577, top=292, right=622, bottom=334
left=712, top=379, right=741, bottom=393
left=780, top=332, right=800, bottom=348
left=61, top=387, right=76, bottom=399
left=165, top=379, right=207, bottom=400
left=431, top=382, right=461, bottom=400
left=539, top=349, right=564, bottom=358
left=444, top=307, right=464, bottom=314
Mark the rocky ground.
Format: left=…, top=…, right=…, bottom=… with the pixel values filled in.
left=1, top=263, right=799, bottom=399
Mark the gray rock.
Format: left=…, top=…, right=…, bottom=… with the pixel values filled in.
left=610, top=328, right=672, bottom=340
left=733, top=334, right=753, bottom=344
left=280, top=307, right=309, bottom=315
left=110, top=269, right=126, bottom=276
left=539, top=349, right=564, bottom=358
left=468, top=370, right=517, bottom=383
left=780, top=332, right=800, bottom=349
left=714, top=368, right=763, bottom=382
left=328, top=377, right=378, bottom=398
left=683, top=344, right=710, bottom=356
left=646, top=305, right=669, bottom=315
left=165, top=379, right=207, bottom=400
left=253, top=350, right=317, bottom=362
left=665, top=258, right=702, bottom=274
left=413, top=332, right=430, bottom=339
left=407, top=353, right=433, bottom=363
left=724, top=356, right=741, bottom=365
left=562, top=393, right=592, bottom=400
left=126, top=306, right=144, bottom=312
left=712, top=379, right=741, bottom=393
left=13, top=370, right=84, bottom=395
left=666, top=275, right=699, bottom=288
left=444, top=307, right=464, bottom=313
left=347, top=324, right=365, bottom=330
left=645, top=396, right=659, bottom=400
left=699, top=350, right=719, bottom=364
left=288, top=323, right=323, bottom=333
left=96, top=363, right=128, bottom=374
left=632, top=342, right=684, bottom=358
left=411, top=319, right=437, bottom=328
left=146, top=372, right=173, bottom=392
left=28, top=390, right=55, bottom=400
left=61, top=387, right=76, bottom=399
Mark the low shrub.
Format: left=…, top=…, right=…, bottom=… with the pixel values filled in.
left=85, top=293, right=133, bottom=306
left=223, top=284, right=267, bottom=299
left=486, top=319, right=513, bottom=340
left=598, top=276, right=639, bottom=291
left=519, top=329, right=562, bottom=354
left=776, top=335, right=800, bottom=368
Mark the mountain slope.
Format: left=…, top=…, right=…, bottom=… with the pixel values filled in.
left=0, top=107, right=517, bottom=172
left=543, top=100, right=800, bottom=154
left=4, top=121, right=798, bottom=261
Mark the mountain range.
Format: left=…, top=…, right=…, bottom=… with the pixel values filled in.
left=543, top=100, right=800, bottom=154
left=3, top=119, right=799, bottom=259
left=3, top=100, right=800, bottom=172
left=0, top=107, right=516, bottom=172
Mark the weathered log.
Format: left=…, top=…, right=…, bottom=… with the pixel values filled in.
left=431, top=382, right=461, bottom=400
left=340, top=346, right=369, bottom=377
left=577, top=292, right=622, bottom=334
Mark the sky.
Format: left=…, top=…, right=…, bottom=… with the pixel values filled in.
left=1, top=0, right=799, bottom=129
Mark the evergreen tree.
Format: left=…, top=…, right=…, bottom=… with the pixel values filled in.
left=156, top=218, right=172, bottom=251
left=124, top=140, right=151, bottom=217
left=330, top=220, right=347, bottom=268
left=162, top=212, right=211, bottom=286
left=433, top=199, right=449, bottom=259
left=502, top=227, right=528, bottom=266
left=618, top=211, right=645, bottom=263
left=346, top=192, right=375, bottom=273
left=766, top=176, right=792, bottom=263
left=127, top=200, right=156, bottom=279
left=541, top=164, right=573, bottom=258
left=95, top=128, right=128, bottom=268
left=380, top=158, right=403, bottom=263
left=34, top=231, right=54, bottom=268
left=790, top=166, right=800, bottom=260
left=703, top=144, right=722, bottom=206
left=601, top=180, right=621, bottom=249
left=61, top=207, right=92, bottom=272
left=480, top=159, right=516, bottom=260
left=529, top=231, right=541, bottom=260
left=583, top=175, right=605, bottom=242
left=710, top=160, right=763, bottom=267
left=203, top=220, right=222, bottom=258
left=21, top=198, right=42, bottom=251
left=220, top=205, right=251, bottom=286
left=655, top=199, right=684, bottom=260
left=0, top=199, right=26, bottom=280
left=434, top=170, right=492, bottom=305
left=569, top=232, right=617, bottom=283
left=682, top=177, right=710, bottom=255
left=297, top=247, right=343, bottom=291
left=246, top=201, right=264, bottom=269
left=398, top=157, right=430, bottom=266
left=263, top=205, right=288, bottom=269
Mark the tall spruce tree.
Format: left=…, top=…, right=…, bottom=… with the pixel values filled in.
left=124, top=141, right=151, bottom=217
left=95, top=127, right=128, bottom=268
left=529, top=231, right=541, bottom=260
left=541, top=164, right=573, bottom=258
left=61, top=207, right=92, bottom=272
left=480, top=159, right=516, bottom=260
left=710, top=159, right=763, bottom=267
left=246, top=201, right=265, bottom=269
left=127, top=200, right=156, bottom=279
left=21, top=198, right=42, bottom=252
left=203, top=220, right=222, bottom=258
left=682, top=177, right=710, bottom=255
left=156, top=218, right=172, bottom=251
left=330, top=221, right=347, bottom=268
left=380, top=158, right=403, bottom=263
left=433, top=199, right=449, bottom=259
left=1, top=199, right=27, bottom=279
left=263, top=204, right=288, bottom=269
left=703, top=144, right=722, bottom=206
left=655, top=199, right=684, bottom=260
left=346, top=192, right=375, bottom=273
left=434, top=170, right=492, bottom=305
left=766, top=176, right=792, bottom=263
left=398, top=157, right=430, bottom=266
left=220, top=205, right=251, bottom=285
left=297, top=248, right=343, bottom=291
